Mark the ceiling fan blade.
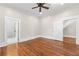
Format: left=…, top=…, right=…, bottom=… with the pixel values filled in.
left=37, top=3, right=45, bottom=7
left=32, top=6, right=38, bottom=9
left=41, top=3, right=45, bottom=5
left=37, top=3, right=39, bottom=5
left=42, top=6, right=49, bottom=9
left=37, top=3, right=45, bottom=5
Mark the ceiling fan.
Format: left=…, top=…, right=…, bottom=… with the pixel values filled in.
left=32, top=3, right=49, bottom=13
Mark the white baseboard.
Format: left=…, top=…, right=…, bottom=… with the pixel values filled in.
left=40, top=35, right=63, bottom=41
left=19, top=36, right=40, bottom=43
left=0, top=35, right=63, bottom=47
left=64, top=35, right=76, bottom=38
left=40, top=36, right=55, bottom=39
left=0, top=36, right=40, bottom=47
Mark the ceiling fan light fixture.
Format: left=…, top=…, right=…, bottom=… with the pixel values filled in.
left=39, top=12, right=42, bottom=14
left=32, top=3, right=49, bottom=13
left=60, top=2, right=64, bottom=5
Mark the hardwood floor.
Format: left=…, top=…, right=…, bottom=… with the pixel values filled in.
left=18, top=38, right=63, bottom=56
left=0, top=37, right=79, bottom=56
left=63, top=37, right=77, bottom=55
left=0, top=46, right=7, bottom=56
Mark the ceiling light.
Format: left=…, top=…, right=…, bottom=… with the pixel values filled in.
left=60, top=2, right=64, bottom=5
left=39, top=12, right=42, bottom=14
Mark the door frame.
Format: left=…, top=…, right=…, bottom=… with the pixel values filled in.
left=4, top=16, right=21, bottom=45
left=62, top=15, right=79, bottom=45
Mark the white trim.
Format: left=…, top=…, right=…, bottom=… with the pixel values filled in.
left=19, top=36, right=40, bottom=43
left=64, top=35, right=76, bottom=38
left=6, top=36, right=40, bottom=45
left=40, top=36, right=56, bottom=40
left=0, top=35, right=63, bottom=47
left=4, top=16, right=21, bottom=45
left=40, top=35, right=63, bottom=41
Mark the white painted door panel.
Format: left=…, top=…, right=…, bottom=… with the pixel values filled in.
left=53, top=21, right=63, bottom=41
left=5, top=16, right=20, bottom=45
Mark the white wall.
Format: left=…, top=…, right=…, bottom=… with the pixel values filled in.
left=41, top=17, right=53, bottom=38
left=20, top=15, right=39, bottom=41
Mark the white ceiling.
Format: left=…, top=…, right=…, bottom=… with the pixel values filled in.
left=0, top=3, right=79, bottom=18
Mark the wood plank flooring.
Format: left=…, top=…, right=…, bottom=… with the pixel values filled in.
left=0, top=37, right=79, bottom=56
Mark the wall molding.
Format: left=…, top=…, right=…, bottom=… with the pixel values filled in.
left=1, top=35, right=79, bottom=47
left=0, top=35, right=63, bottom=47
left=64, top=35, right=76, bottom=38
left=40, top=35, right=63, bottom=41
